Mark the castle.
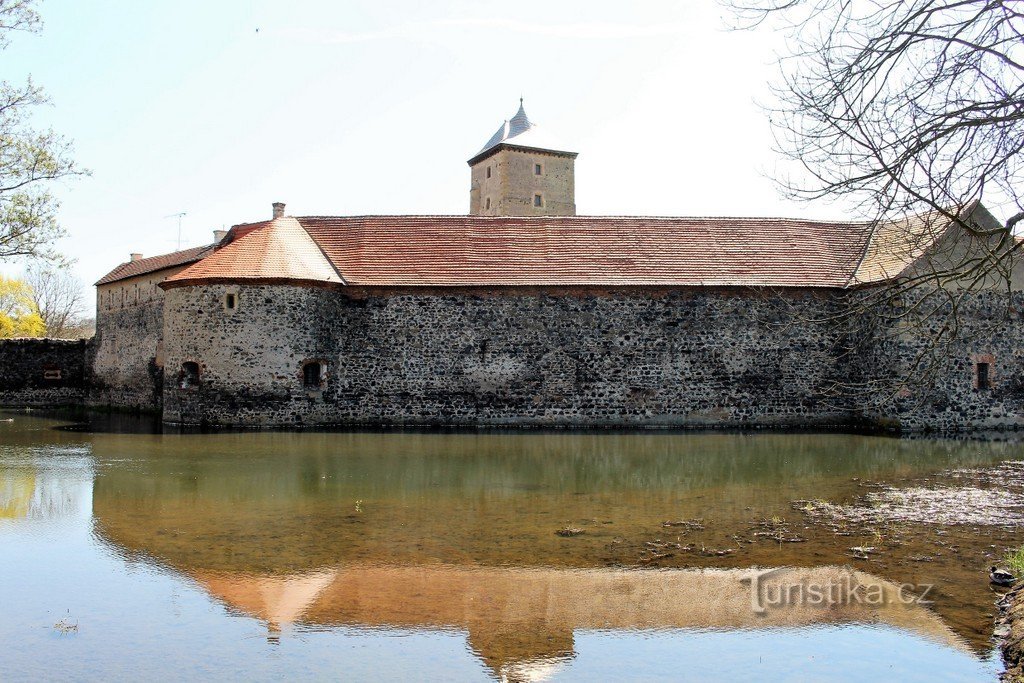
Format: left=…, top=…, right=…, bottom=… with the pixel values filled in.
left=9, top=101, right=1024, bottom=431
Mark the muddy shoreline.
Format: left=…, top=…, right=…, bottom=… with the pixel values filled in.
left=999, top=586, right=1024, bottom=681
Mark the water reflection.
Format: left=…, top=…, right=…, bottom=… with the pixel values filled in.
left=1, top=412, right=1018, bottom=680
left=189, top=564, right=969, bottom=677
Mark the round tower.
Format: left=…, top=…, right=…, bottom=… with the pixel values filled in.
left=468, top=100, right=578, bottom=216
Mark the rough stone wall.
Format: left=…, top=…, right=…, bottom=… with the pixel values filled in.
left=470, top=148, right=575, bottom=216
left=853, top=290, right=1024, bottom=432
left=90, top=273, right=171, bottom=412
left=0, top=338, right=92, bottom=406
left=161, top=284, right=851, bottom=428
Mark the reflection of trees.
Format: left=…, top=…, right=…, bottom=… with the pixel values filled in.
left=0, top=471, right=34, bottom=518
left=0, top=461, right=90, bottom=520
left=91, top=431, right=1012, bottom=502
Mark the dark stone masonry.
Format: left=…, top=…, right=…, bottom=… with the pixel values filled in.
left=0, top=338, right=93, bottom=407
left=152, top=283, right=1024, bottom=431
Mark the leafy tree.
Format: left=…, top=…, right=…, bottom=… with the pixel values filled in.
left=0, top=274, right=44, bottom=337
left=1, top=0, right=86, bottom=264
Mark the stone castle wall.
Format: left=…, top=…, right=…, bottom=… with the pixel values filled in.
left=161, top=283, right=853, bottom=428
left=854, top=290, right=1024, bottom=432
left=89, top=266, right=190, bottom=413
left=89, top=295, right=164, bottom=412
left=0, top=338, right=92, bottom=407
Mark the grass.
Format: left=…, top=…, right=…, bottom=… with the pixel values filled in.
left=1005, top=546, right=1024, bottom=575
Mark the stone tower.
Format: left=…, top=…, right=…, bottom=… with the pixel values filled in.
left=468, top=100, right=577, bottom=216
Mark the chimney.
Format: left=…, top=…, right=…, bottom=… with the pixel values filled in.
left=130, top=253, right=143, bottom=262
left=272, top=202, right=286, bottom=219
left=213, top=229, right=228, bottom=242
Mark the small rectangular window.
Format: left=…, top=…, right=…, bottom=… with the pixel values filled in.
left=225, top=293, right=237, bottom=310
left=534, top=194, right=543, bottom=207
left=303, top=361, right=323, bottom=389
left=486, top=166, right=491, bottom=178
left=977, top=362, right=991, bottom=390
left=485, top=198, right=491, bottom=210
left=535, top=163, right=542, bottom=175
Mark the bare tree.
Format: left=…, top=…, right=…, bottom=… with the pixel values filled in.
left=26, top=266, right=84, bottom=338
left=0, top=0, right=87, bottom=264
left=724, top=0, right=1024, bottom=407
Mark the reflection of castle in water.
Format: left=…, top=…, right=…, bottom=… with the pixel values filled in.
left=98, top=538, right=970, bottom=678
left=185, top=564, right=971, bottom=678
left=77, top=428, right=1007, bottom=674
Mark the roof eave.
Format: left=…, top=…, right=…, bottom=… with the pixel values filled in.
left=467, top=142, right=579, bottom=167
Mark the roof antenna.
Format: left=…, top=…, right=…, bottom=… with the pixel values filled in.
left=164, top=211, right=187, bottom=250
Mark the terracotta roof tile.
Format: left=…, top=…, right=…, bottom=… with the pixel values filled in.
left=95, top=244, right=216, bottom=286
left=164, top=217, right=342, bottom=285
left=157, top=211, right=969, bottom=290
left=298, top=215, right=872, bottom=288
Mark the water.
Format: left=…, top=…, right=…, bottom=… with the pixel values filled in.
left=1, top=411, right=1019, bottom=681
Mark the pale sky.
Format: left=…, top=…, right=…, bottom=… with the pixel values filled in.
left=4, top=0, right=848, bottom=303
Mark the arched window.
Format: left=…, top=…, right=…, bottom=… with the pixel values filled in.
left=179, top=362, right=201, bottom=389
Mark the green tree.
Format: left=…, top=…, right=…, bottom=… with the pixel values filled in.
left=0, top=274, right=45, bottom=337
left=1, top=0, right=86, bottom=264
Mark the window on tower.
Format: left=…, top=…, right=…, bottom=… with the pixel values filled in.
left=535, top=163, right=542, bottom=175
left=485, top=198, right=491, bottom=210
left=486, top=166, right=491, bottom=179
left=534, top=194, right=543, bottom=207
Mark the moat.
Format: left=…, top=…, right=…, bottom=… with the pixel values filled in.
left=3, top=411, right=1023, bottom=681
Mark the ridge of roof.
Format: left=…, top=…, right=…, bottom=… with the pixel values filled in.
left=295, top=214, right=872, bottom=225
left=95, top=243, right=217, bottom=286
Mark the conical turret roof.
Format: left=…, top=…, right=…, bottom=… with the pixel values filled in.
left=469, top=100, right=576, bottom=164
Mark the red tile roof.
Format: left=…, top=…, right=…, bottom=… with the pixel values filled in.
left=159, top=211, right=969, bottom=290
left=300, top=215, right=873, bottom=288
left=163, top=218, right=342, bottom=285
left=95, top=244, right=216, bottom=286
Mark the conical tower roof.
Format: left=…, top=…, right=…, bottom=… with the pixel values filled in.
left=469, top=100, right=576, bottom=165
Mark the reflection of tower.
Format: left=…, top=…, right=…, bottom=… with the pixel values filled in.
left=197, top=569, right=338, bottom=635
left=467, top=624, right=575, bottom=682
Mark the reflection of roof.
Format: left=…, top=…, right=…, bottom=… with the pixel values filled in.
left=157, top=207, right=983, bottom=290
left=469, top=101, right=576, bottom=165
left=95, top=244, right=216, bottom=286
left=191, top=564, right=969, bottom=675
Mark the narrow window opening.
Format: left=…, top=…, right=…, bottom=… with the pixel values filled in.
left=179, top=362, right=201, bottom=389
left=486, top=166, right=491, bottom=179
left=534, top=163, right=542, bottom=175
left=976, top=362, right=991, bottom=390
left=225, top=292, right=237, bottom=310
left=485, top=197, right=491, bottom=210
left=303, top=361, right=323, bottom=389
left=534, top=194, right=543, bottom=207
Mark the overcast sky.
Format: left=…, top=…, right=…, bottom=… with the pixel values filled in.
left=5, top=0, right=847, bottom=300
